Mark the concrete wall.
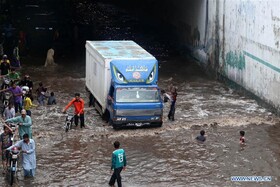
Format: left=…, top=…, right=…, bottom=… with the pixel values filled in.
left=211, top=0, right=280, bottom=111
left=192, top=0, right=280, bottom=111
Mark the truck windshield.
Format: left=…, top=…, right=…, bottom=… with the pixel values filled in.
left=116, top=87, right=160, bottom=103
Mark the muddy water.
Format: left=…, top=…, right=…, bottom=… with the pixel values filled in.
left=1, top=1, right=280, bottom=187
left=0, top=51, right=278, bottom=187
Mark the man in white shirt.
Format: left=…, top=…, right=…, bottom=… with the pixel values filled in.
left=3, top=104, right=15, bottom=120
left=7, top=133, right=36, bottom=177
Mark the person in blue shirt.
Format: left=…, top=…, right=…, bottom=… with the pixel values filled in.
left=196, top=130, right=206, bottom=142
left=7, top=133, right=36, bottom=177
left=47, top=92, right=56, bottom=105
left=109, top=141, right=127, bottom=187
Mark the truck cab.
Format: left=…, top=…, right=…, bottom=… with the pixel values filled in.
left=107, top=59, right=163, bottom=129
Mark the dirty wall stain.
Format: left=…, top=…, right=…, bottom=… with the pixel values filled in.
left=225, top=51, right=246, bottom=70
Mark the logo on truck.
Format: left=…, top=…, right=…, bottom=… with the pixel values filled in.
left=133, top=72, right=141, bottom=79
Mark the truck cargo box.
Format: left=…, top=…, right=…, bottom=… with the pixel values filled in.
left=85, top=40, right=157, bottom=113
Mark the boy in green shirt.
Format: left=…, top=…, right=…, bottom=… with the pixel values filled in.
left=109, top=141, right=126, bottom=187
left=8, top=68, right=20, bottom=83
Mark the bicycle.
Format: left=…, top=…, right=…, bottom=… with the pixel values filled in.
left=65, top=113, right=74, bottom=132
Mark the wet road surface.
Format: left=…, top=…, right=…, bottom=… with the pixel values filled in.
left=1, top=1, right=280, bottom=187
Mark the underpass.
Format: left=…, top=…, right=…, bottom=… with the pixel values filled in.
left=0, top=0, right=279, bottom=186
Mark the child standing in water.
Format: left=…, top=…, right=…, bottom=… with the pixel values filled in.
left=239, top=131, right=245, bottom=144
left=24, top=93, right=37, bottom=116
left=47, top=92, right=57, bottom=105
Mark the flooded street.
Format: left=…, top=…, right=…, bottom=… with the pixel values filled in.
left=1, top=1, right=280, bottom=187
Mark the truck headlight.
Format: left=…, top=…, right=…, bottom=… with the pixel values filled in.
left=151, top=117, right=160, bottom=120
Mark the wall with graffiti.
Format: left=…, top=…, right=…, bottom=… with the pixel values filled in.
left=212, top=0, right=280, bottom=110
left=171, top=0, right=280, bottom=110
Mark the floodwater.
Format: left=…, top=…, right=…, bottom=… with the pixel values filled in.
left=1, top=1, right=280, bottom=187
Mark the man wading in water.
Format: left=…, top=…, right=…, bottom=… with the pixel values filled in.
left=62, top=93, right=85, bottom=128
left=109, top=141, right=127, bottom=187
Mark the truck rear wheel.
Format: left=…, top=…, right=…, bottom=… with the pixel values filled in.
left=89, top=93, right=95, bottom=107
left=86, top=86, right=95, bottom=108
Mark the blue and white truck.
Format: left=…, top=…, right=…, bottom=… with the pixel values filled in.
left=85, top=41, right=163, bottom=129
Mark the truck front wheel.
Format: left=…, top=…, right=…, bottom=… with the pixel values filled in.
left=113, top=124, right=119, bottom=130
left=154, top=122, right=162, bottom=127
left=109, top=120, right=120, bottom=130
left=102, top=110, right=110, bottom=122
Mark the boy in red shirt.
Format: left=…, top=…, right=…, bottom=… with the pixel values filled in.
left=63, top=93, right=85, bottom=128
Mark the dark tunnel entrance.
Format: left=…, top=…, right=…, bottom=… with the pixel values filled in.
left=0, top=0, right=209, bottom=68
